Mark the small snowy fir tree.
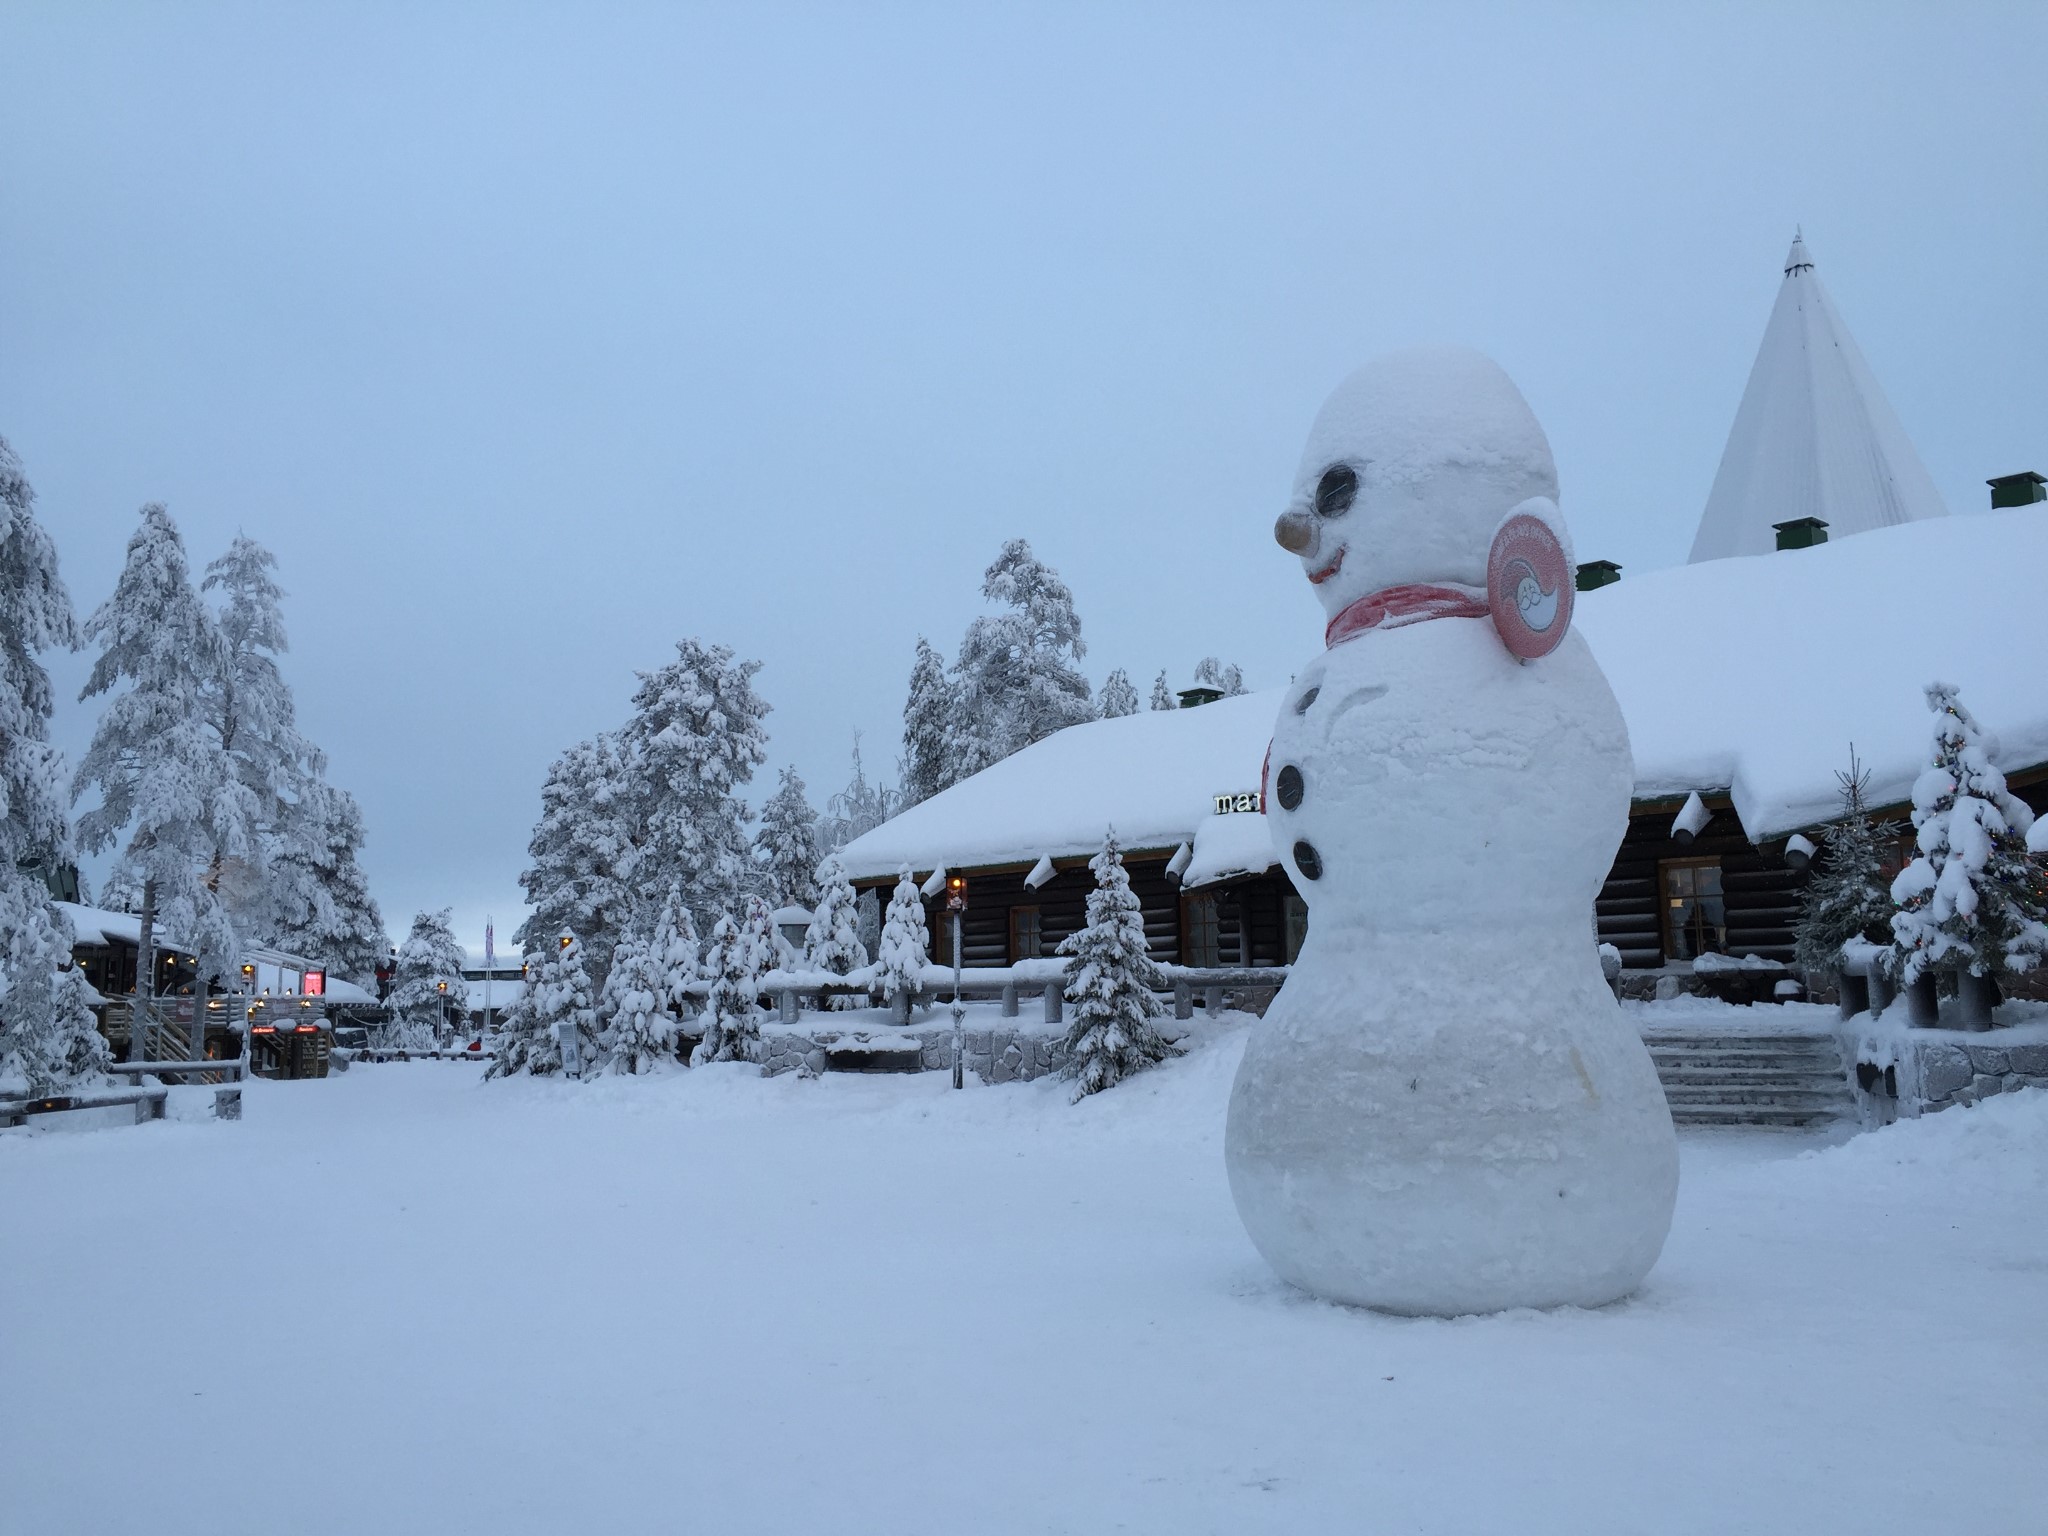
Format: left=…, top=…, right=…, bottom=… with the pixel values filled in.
left=648, top=883, right=702, bottom=1025
left=693, top=913, right=763, bottom=1065
left=755, top=766, right=821, bottom=910
left=1059, top=829, right=1179, bottom=1100
left=804, top=853, right=869, bottom=1010
left=1098, top=668, right=1140, bottom=718
left=1890, top=683, right=2048, bottom=988
left=901, top=637, right=957, bottom=804
left=388, top=908, right=469, bottom=1047
left=621, top=638, right=771, bottom=933
left=515, top=732, right=639, bottom=987
left=1793, top=750, right=1895, bottom=984
left=875, top=868, right=929, bottom=1011
left=74, top=504, right=259, bottom=993
left=0, top=435, right=107, bottom=1094
left=597, top=927, right=677, bottom=1074
left=950, top=540, right=1094, bottom=779
left=96, top=861, right=146, bottom=913
left=266, top=780, right=386, bottom=987
left=485, top=957, right=553, bottom=1079
left=1148, top=671, right=1177, bottom=711
left=531, top=931, right=601, bottom=1074
left=816, top=733, right=899, bottom=853
left=1193, top=657, right=1246, bottom=696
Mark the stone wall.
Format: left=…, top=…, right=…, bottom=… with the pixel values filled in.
left=1837, top=1018, right=2048, bottom=1124
left=758, top=1020, right=1072, bottom=1084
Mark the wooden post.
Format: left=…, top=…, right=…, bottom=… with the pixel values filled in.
left=1042, top=986, right=1062, bottom=1025
left=1000, top=983, right=1018, bottom=1018
left=778, top=989, right=799, bottom=1024
left=132, top=878, right=156, bottom=1063
left=1204, top=984, right=1223, bottom=1018
left=1174, top=981, right=1193, bottom=1021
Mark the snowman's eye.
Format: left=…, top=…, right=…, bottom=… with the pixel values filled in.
left=1314, top=464, right=1357, bottom=519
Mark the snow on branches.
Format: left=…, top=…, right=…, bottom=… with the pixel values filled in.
left=755, top=766, right=821, bottom=910
left=598, top=926, right=679, bottom=1074
left=804, top=854, right=868, bottom=1010
left=1793, top=750, right=1894, bottom=984
left=694, top=909, right=764, bottom=1065
left=1889, top=683, right=2048, bottom=987
left=875, top=868, right=929, bottom=1014
left=388, top=908, right=469, bottom=1048
left=1059, top=829, right=1179, bottom=1100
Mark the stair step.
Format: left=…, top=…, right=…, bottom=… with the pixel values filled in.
left=1655, top=1064, right=1846, bottom=1084
left=1644, top=1036, right=1838, bottom=1053
left=1670, top=1104, right=1841, bottom=1127
left=1661, top=1086, right=1852, bottom=1108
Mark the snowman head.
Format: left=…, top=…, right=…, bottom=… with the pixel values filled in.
left=1274, top=347, right=1559, bottom=622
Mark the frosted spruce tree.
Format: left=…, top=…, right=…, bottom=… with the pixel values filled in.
left=388, top=908, right=469, bottom=1047
left=515, top=732, right=639, bottom=987
left=1890, top=683, right=2048, bottom=989
left=804, top=854, right=869, bottom=1010
left=693, top=914, right=763, bottom=1065
left=1148, top=672, right=1177, bottom=711
left=597, top=927, right=678, bottom=1074
left=648, top=883, right=702, bottom=1025
left=950, top=540, right=1094, bottom=780
left=875, top=868, right=929, bottom=1015
left=621, top=638, right=770, bottom=934
left=755, top=766, right=820, bottom=910
left=901, top=636, right=956, bottom=804
left=1793, top=750, right=1895, bottom=985
left=1098, top=668, right=1140, bottom=718
left=1193, top=657, right=1246, bottom=696
left=484, top=959, right=553, bottom=1078
left=741, top=894, right=779, bottom=975
left=1059, top=829, right=1179, bottom=1100
left=532, top=932, right=601, bottom=1076
left=73, top=503, right=255, bottom=1000
left=265, top=781, right=386, bottom=987
left=0, top=435, right=106, bottom=1094
left=815, top=734, right=898, bottom=853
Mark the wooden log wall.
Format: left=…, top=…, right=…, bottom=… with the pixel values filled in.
left=1599, top=805, right=1808, bottom=968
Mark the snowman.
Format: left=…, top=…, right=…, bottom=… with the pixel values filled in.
left=1224, top=346, right=1678, bottom=1316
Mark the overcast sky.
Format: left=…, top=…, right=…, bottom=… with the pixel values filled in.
left=6, top=3, right=2044, bottom=953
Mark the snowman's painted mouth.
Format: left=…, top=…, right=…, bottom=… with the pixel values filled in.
left=1308, top=546, right=1345, bottom=585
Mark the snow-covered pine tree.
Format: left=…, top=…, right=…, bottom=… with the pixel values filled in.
left=388, top=908, right=469, bottom=1048
left=1098, top=668, right=1140, bottom=718
left=73, top=503, right=256, bottom=992
left=649, top=883, right=702, bottom=1026
left=1194, top=657, right=1246, bottom=696
left=875, top=868, right=929, bottom=1013
left=1149, top=672, right=1177, bottom=711
left=816, top=734, right=899, bottom=852
left=755, top=766, right=821, bottom=910
left=265, top=780, right=386, bottom=987
left=532, top=931, right=601, bottom=1075
left=200, top=534, right=324, bottom=935
left=901, top=637, right=956, bottom=804
left=1059, top=828, right=1179, bottom=1100
left=741, top=894, right=779, bottom=977
left=1890, top=683, right=2048, bottom=988
left=515, top=732, right=639, bottom=986
left=804, top=853, right=868, bottom=1010
left=950, top=540, right=1094, bottom=779
left=597, top=927, right=677, bottom=1074
left=484, top=959, right=553, bottom=1079
left=693, top=913, right=762, bottom=1065
left=96, top=862, right=146, bottom=913
left=1793, top=750, right=1895, bottom=984
left=0, top=435, right=106, bottom=1094
left=621, top=638, right=771, bottom=934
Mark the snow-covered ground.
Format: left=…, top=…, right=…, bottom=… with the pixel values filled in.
left=4, top=1019, right=2044, bottom=1535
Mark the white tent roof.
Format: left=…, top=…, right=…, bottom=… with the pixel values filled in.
left=840, top=507, right=2048, bottom=879
left=1688, top=234, right=1947, bottom=564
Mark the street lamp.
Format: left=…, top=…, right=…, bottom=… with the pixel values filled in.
left=945, top=875, right=968, bottom=1089
left=436, top=979, right=449, bottom=1049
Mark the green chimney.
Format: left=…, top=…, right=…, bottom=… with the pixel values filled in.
left=1772, top=517, right=1830, bottom=550
left=1988, top=471, right=2046, bottom=509
left=1575, top=559, right=1622, bottom=591
left=1176, top=686, right=1225, bottom=709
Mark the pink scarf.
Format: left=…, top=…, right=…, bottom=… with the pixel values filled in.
left=1324, top=583, right=1488, bottom=648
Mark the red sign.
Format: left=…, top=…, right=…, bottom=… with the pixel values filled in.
left=301, top=969, right=326, bottom=997
left=1487, top=511, right=1573, bottom=661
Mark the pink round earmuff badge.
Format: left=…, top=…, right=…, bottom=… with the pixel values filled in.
left=1487, top=511, right=1573, bottom=660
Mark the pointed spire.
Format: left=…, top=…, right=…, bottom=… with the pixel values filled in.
left=1688, top=236, right=1947, bottom=564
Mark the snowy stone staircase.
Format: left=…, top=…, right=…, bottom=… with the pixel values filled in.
left=1642, top=1028, right=1855, bottom=1128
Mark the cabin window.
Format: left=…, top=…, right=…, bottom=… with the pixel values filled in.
left=1660, top=858, right=1727, bottom=961
left=1283, top=895, right=1308, bottom=964
left=1183, top=894, right=1221, bottom=967
left=1009, top=906, right=1043, bottom=962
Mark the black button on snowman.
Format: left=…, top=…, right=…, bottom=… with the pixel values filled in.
left=1224, top=346, right=1680, bottom=1318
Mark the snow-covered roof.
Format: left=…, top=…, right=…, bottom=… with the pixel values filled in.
left=841, top=508, right=2048, bottom=877
left=839, top=694, right=1275, bottom=881
left=1689, top=234, right=1947, bottom=564
left=58, top=902, right=147, bottom=948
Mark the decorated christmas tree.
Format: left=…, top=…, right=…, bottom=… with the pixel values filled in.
left=1792, top=750, right=1895, bottom=984
left=1889, top=683, right=2048, bottom=990
left=875, top=868, right=929, bottom=1014
left=1059, top=829, right=1179, bottom=1100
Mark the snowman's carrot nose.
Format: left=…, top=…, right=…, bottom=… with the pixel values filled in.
left=1275, top=510, right=1317, bottom=555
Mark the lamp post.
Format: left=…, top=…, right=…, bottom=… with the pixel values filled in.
left=945, top=875, right=968, bottom=1089
left=436, top=980, right=449, bottom=1049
